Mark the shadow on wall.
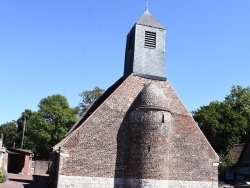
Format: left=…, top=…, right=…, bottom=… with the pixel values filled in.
left=114, top=96, right=172, bottom=187
left=114, top=111, right=130, bottom=187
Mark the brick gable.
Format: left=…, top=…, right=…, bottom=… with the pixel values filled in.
left=55, top=75, right=218, bottom=183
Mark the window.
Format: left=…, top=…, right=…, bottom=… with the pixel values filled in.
left=145, top=31, right=156, bottom=48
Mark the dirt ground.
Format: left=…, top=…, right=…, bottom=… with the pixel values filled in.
left=0, top=173, right=49, bottom=188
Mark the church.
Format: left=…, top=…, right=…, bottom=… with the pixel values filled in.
left=50, top=8, right=219, bottom=188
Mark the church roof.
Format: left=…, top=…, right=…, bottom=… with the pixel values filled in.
left=136, top=10, right=165, bottom=29
left=132, top=82, right=169, bottom=111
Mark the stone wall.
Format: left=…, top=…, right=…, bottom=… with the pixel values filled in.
left=57, top=175, right=218, bottom=188
left=34, top=160, right=51, bottom=174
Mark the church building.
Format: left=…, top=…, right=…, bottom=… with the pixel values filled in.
left=50, top=9, right=219, bottom=188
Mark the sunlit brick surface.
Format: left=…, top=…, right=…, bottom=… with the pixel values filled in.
left=54, top=75, right=219, bottom=188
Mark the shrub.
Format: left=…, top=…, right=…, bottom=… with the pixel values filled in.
left=0, top=168, right=8, bottom=183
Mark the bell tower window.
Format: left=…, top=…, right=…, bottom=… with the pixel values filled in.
left=145, top=31, right=156, bottom=48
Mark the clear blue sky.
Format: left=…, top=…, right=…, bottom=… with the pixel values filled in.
left=1, top=0, right=250, bottom=125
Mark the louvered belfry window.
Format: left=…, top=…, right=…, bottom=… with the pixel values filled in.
left=145, top=31, right=156, bottom=48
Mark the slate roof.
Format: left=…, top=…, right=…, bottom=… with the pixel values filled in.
left=136, top=10, right=165, bottom=29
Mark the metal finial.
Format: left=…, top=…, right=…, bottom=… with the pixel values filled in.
left=146, top=0, right=149, bottom=12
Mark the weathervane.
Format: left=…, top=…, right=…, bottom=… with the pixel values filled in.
left=146, top=0, right=149, bottom=12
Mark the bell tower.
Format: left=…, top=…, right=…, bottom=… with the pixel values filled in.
left=123, top=10, right=166, bottom=80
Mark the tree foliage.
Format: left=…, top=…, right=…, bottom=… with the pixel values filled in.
left=16, top=109, right=34, bottom=132
left=15, top=94, right=77, bottom=158
left=1, top=88, right=105, bottom=158
left=0, top=122, right=19, bottom=147
left=37, top=94, right=77, bottom=147
left=192, top=85, right=250, bottom=175
left=192, top=86, right=250, bottom=175
left=225, top=85, right=250, bottom=124
left=14, top=109, right=34, bottom=148
left=78, top=86, right=105, bottom=115
left=25, top=112, right=52, bottom=158
left=193, top=86, right=250, bottom=154
left=193, top=100, right=247, bottom=154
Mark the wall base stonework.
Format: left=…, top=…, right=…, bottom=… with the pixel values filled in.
left=58, top=175, right=218, bottom=188
left=168, top=180, right=218, bottom=188
left=126, top=178, right=168, bottom=188
left=58, top=176, right=124, bottom=188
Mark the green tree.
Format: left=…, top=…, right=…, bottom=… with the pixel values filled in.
left=225, top=85, right=250, bottom=137
left=21, top=94, right=77, bottom=158
left=38, top=94, right=77, bottom=147
left=193, top=85, right=250, bottom=154
left=192, top=85, right=250, bottom=176
left=15, top=109, right=34, bottom=148
left=16, top=109, right=34, bottom=132
left=0, top=122, right=19, bottom=147
left=78, top=86, right=105, bottom=115
left=193, top=101, right=247, bottom=154
left=25, top=112, right=52, bottom=158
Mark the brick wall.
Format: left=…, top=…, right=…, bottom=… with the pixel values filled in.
left=22, top=155, right=31, bottom=175
left=55, top=75, right=218, bottom=187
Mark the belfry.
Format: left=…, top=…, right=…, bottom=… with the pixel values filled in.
left=51, top=8, right=219, bottom=188
left=124, top=10, right=166, bottom=80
